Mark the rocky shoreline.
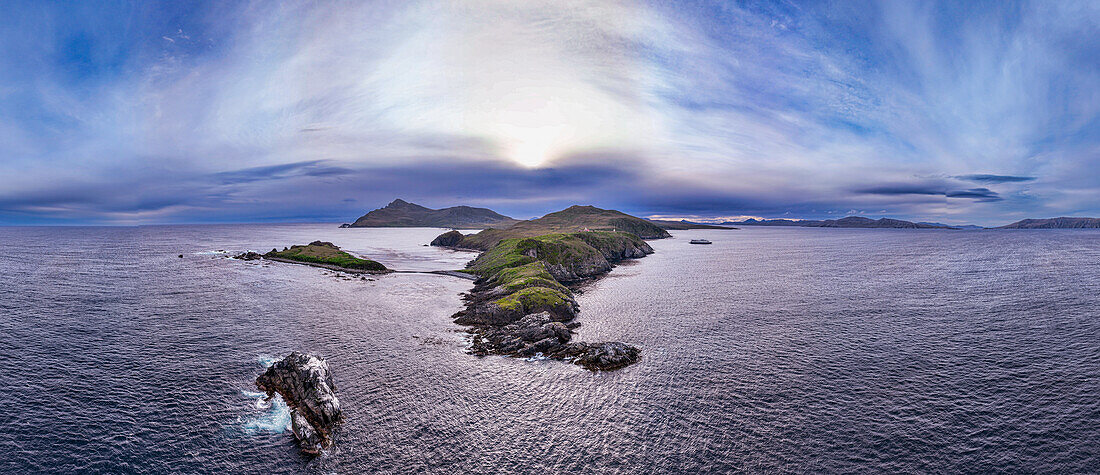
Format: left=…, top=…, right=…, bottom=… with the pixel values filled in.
left=435, top=230, right=653, bottom=371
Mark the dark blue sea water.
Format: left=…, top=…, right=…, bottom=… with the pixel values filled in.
left=1, top=224, right=1098, bottom=473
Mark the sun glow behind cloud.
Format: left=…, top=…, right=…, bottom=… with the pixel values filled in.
left=0, top=0, right=1098, bottom=225
left=365, top=0, right=666, bottom=168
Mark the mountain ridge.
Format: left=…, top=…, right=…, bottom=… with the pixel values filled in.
left=348, top=199, right=520, bottom=228
left=432, top=205, right=675, bottom=251
left=729, top=216, right=955, bottom=229
left=998, top=217, right=1100, bottom=229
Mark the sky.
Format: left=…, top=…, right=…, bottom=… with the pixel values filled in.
left=0, top=0, right=1097, bottom=226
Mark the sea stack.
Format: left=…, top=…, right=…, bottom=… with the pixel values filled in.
left=255, top=352, right=343, bottom=454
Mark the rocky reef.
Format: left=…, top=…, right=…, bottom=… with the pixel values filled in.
left=255, top=352, right=343, bottom=454
left=442, top=230, right=650, bottom=371
left=234, top=251, right=263, bottom=260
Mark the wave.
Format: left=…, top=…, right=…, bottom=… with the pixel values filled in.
left=239, top=356, right=289, bottom=435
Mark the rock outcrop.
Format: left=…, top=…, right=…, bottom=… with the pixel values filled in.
left=430, top=230, right=465, bottom=247
left=255, top=352, right=343, bottom=453
left=234, top=251, right=263, bottom=260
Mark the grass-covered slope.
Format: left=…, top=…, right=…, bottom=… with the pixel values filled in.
left=465, top=231, right=651, bottom=281
left=265, top=241, right=388, bottom=272
left=439, top=205, right=672, bottom=251
left=452, top=231, right=651, bottom=370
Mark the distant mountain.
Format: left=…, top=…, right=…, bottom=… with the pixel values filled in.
left=819, top=217, right=954, bottom=228
left=646, top=219, right=737, bottom=230
left=918, top=222, right=984, bottom=230
left=727, top=218, right=816, bottom=227
left=436, top=205, right=673, bottom=250
left=349, top=199, right=519, bottom=228
left=998, top=217, right=1100, bottom=229
left=730, top=216, right=955, bottom=229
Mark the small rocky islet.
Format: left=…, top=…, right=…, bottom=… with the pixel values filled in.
left=235, top=241, right=389, bottom=273
left=256, top=352, right=342, bottom=454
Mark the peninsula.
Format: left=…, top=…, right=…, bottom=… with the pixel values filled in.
left=432, top=205, right=675, bottom=370
left=348, top=199, right=519, bottom=228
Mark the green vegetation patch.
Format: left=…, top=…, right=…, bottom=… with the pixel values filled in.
left=489, top=262, right=569, bottom=294
left=465, top=238, right=535, bottom=276
left=463, top=231, right=651, bottom=323
left=266, top=241, right=387, bottom=271
left=493, top=286, right=573, bottom=315
left=468, top=231, right=643, bottom=277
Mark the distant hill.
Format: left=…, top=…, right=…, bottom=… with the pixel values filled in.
left=349, top=199, right=519, bottom=228
left=646, top=219, right=737, bottom=230
left=435, top=205, right=673, bottom=250
left=730, top=216, right=955, bottom=229
left=918, top=222, right=984, bottom=230
left=727, top=218, right=816, bottom=227
left=998, top=217, right=1100, bottom=229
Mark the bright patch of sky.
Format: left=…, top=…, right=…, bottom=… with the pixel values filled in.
left=0, top=0, right=1097, bottom=225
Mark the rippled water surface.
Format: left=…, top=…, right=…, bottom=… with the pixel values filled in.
left=1, top=225, right=1098, bottom=473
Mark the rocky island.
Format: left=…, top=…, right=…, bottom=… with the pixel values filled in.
left=433, top=205, right=669, bottom=370
left=256, top=352, right=343, bottom=454
left=259, top=241, right=389, bottom=273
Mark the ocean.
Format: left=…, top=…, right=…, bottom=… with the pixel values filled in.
left=1, top=224, right=1098, bottom=473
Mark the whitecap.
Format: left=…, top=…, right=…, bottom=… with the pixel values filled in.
left=240, top=389, right=290, bottom=435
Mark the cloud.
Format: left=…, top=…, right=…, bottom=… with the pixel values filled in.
left=213, top=160, right=353, bottom=185
left=854, top=183, right=1003, bottom=202
left=955, top=174, right=1037, bottom=183
left=854, top=185, right=948, bottom=196
left=0, top=1, right=1097, bottom=226
left=945, top=188, right=1003, bottom=202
